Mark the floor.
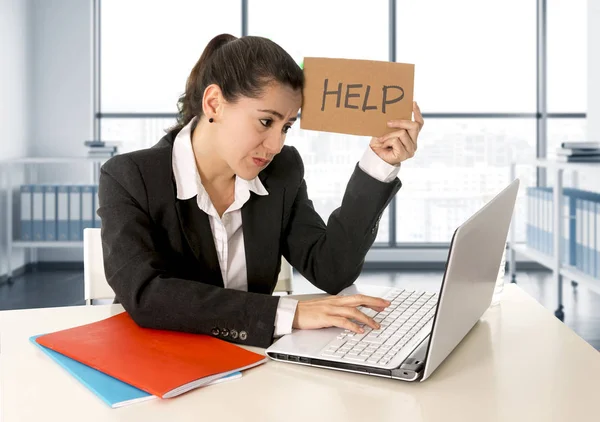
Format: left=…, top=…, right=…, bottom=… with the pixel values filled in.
left=0, top=269, right=598, bottom=351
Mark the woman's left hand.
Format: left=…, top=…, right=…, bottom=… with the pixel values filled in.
left=369, top=101, right=424, bottom=166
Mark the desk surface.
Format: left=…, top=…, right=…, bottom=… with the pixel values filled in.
left=1, top=285, right=599, bottom=422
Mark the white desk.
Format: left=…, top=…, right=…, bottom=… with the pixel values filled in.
left=1, top=285, right=599, bottom=422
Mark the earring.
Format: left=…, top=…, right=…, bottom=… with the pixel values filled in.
left=209, top=117, right=214, bottom=123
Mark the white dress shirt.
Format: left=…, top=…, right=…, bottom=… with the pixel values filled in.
left=172, top=117, right=400, bottom=337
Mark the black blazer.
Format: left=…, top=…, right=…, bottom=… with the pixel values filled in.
left=98, top=128, right=402, bottom=348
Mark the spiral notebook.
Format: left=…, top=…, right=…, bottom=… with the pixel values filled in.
left=30, top=335, right=241, bottom=408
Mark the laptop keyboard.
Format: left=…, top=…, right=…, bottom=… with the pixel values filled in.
left=319, top=289, right=438, bottom=366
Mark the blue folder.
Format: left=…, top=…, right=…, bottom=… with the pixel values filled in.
left=32, top=184, right=45, bottom=241
left=20, top=185, right=33, bottom=240
left=30, top=335, right=241, bottom=408
left=68, top=185, right=82, bottom=241
left=44, top=185, right=57, bottom=241
left=81, top=185, right=94, bottom=231
left=57, top=185, right=70, bottom=241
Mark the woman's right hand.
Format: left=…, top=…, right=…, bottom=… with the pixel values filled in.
left=292, top=294, right=391, bottom=333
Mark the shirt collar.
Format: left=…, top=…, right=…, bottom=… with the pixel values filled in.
left=172, top=117, right=269, bottom=202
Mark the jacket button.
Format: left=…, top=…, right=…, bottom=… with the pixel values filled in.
left=239, top=331, right=248, bottom=341
left=211, top=327, right=220, bottom=336
left=230, top=329, right=238, bottom=339
left=221, top=328, right=229, bottom=337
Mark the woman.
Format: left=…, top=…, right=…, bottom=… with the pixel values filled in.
left=98, top=34, right=424, bottom=349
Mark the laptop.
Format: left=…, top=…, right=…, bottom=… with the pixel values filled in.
left=266, top=178, right=520, bottom=382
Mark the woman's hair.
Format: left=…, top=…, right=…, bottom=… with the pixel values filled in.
left=172, top=34, right=304, bottom=132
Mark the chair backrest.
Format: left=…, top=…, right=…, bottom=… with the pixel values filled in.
left=274, top=256, right=293, bottom=294
left=83, top=228, right=294, bottom=302
left=83, top=228, right=116, bottom=303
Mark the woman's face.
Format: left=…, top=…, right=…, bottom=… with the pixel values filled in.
left=216, top=82, right=302, bottom=180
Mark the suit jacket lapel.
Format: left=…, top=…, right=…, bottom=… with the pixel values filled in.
left=242, top=186, right=284, bottom=294
left=175, top=197, right=224, bottom=287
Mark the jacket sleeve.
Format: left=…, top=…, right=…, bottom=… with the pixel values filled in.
left=98, top=155, right=280, bottom=348
left=281, top=147, right=401, bottom=295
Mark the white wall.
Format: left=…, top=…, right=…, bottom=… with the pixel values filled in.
left=589, top=0, right=600, bottom=143
left=30, top=0, right=94, bottom=262
left=0, top=0, right=31, bottom=277
left=30, top=0, right=93, bottom=158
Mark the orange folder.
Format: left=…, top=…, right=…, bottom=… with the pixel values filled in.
left=36, top=312, right=267, bottom=398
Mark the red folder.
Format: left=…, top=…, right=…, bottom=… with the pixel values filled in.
left=36, top=312, right=267, bottom=398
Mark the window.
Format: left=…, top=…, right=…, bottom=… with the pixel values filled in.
left=545, top=0, right=587, bottom=189
left=547, top=0, right=587, bottom=113
left=248, top=0, right=388, bottom=63
left=395, top=0, right=536, bottom=113
left=100, top=0, right=241, bottom=113
left=285, top=129, right=389, bottom=244
left=396, top=119, right=536, bottom=243
left=100, top=117, right=177, bottom=154
left=391, top=0, right=537, bottom=245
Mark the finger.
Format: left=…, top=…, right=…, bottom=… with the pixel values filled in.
left=397, top=130, right=416, bottom=154
left=381, top=132, right=413, bottom=153
left=335, top=294, right=391, bottom=308
left=381, top=136, right=411, bottom=160
left=413, top=101, right=424, bottom=129
left=334, top=294, right=391, bottom=308
left=368, top=306, right=386, bottom=313
left=384, top=122, right=419, bottom=149
left=331, top=316, right=364, bottom=334
left=386, top=101, right=424, bottom=129
left=381, top=137, right=406, bottom=158
left=334, top=306, right=380, bottom=330
left=382, top=129, right=416, bottom=154
left=386, top=120, right=420, bottom=132
left=370, top=133, right=397, bottom=148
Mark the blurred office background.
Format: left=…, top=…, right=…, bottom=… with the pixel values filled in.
left=1, top=0, right=599, bottom=349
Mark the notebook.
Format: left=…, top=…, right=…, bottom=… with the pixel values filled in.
left=30, top=335, right=241, bottom=408
left=36, top=312, right=268, bottom=398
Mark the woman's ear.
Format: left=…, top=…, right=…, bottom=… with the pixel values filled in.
left=202, top=84, right=223, bottom=121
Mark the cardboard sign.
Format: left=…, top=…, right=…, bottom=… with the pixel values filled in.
left=300, top=57, right=414, bottom=137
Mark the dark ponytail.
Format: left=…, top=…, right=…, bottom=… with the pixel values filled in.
left=172, top=34, right=304, bottom=132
